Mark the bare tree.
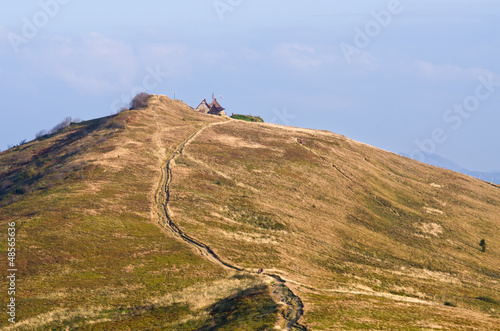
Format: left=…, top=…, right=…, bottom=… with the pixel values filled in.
left=36, top=130, right=48, bottom=139
left=49, top=117, right=72, bottom=134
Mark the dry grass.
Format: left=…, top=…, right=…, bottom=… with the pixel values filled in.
left=6, top=276, right=264, bottom=330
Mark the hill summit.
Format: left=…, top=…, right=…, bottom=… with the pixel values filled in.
left=1, top=95, right=499, bottom=330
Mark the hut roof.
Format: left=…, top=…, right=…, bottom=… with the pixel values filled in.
left=196, top=99, right=210, bottom=109
left=208, top=98, right=225, bottom=112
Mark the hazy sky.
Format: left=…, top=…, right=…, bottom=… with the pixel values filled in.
left=1, top=0, right=499, bottom=171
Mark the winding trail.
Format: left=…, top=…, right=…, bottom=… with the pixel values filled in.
left=153, top=120, right=305, bottom=330
left=154, top=122, right=241, bottom=270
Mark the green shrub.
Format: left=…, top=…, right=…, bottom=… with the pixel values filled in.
left=13, top=187, right=26, bottom=195
left=231, top=114, right=264, bottom=122
left=479, top=239, right=486, bottom=252
left=225, top=205, right=286, bottom=230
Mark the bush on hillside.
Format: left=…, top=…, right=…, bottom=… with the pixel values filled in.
left=36, top=130, right=48, bottom=139
left=230, top=114, right=264, bottom=122
left=129, top=92, right=150, bottom=110
left=444, top=301, right=457, bottom=307
left=49, top=117, right=72, bottom=134
left=106, top=117, right=126, bottom=130
left=476, top=296, right=499, bottom=305
left=479, top=239, right=486, bottom=252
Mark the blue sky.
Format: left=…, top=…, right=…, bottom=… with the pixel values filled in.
left=1, top=0, right=499, bottom=172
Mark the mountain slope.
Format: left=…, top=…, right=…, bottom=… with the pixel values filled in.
left=1, top=95, right=499, bottom=330
left=170, top=115, right=500, bottom=329
left=0, top=97, right=275, bottom=330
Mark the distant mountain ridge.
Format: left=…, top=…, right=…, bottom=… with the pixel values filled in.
left=402, top=152, right=500, bottom=185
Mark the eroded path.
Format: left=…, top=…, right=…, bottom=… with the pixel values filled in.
left=153, top=119, right=305, bottom=330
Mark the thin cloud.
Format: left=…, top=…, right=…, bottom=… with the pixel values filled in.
left=24, top=33, right=137, bottom=95
left=273, top=42, right=380, bottom=72
left=0, top=25, right=12, bottom=55
left=413, top=60, right=493, bottom=81
left=349, top=51, right=379, bottom=71
left=0, top=25, right=9, bottom=40
left=239, top=47, right=261, bottom=61
left=137, top=43, right=190, bottom=76
left=274, top=43, right=336, bottom=70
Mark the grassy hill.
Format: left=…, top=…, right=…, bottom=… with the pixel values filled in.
left=1, top=95, right=499, bottom=330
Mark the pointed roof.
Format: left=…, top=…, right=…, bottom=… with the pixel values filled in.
left=196, top=99, right=210, bottom=109
left=208, top=98, right=225, bottom=112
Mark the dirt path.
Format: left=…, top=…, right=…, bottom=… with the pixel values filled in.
left=154, top=122, right=242, bottom=269
left=152, top=119, right=305, bottom=330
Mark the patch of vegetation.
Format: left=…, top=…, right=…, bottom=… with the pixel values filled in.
left=13, top=187, right=26, bottom=195
left=75, top=304, right=193, bottom=330
left=231, top=114, right=264, bottom=122
left=479, top=239, right=487, bottom=252
left=476, top=296, right=499, bottom=305
left=225, top=205, right=286, bottom=231
left=199, top=285, right=278, bottom=330
left=50, top=117, right=72, bottom=134
left=0, top=117, right=111, bottom=207
left=7, top=139, right=28, bottom=150
left=444, top=301, right=457, bottom=307
left=130, top=92, right=150, bottom=110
